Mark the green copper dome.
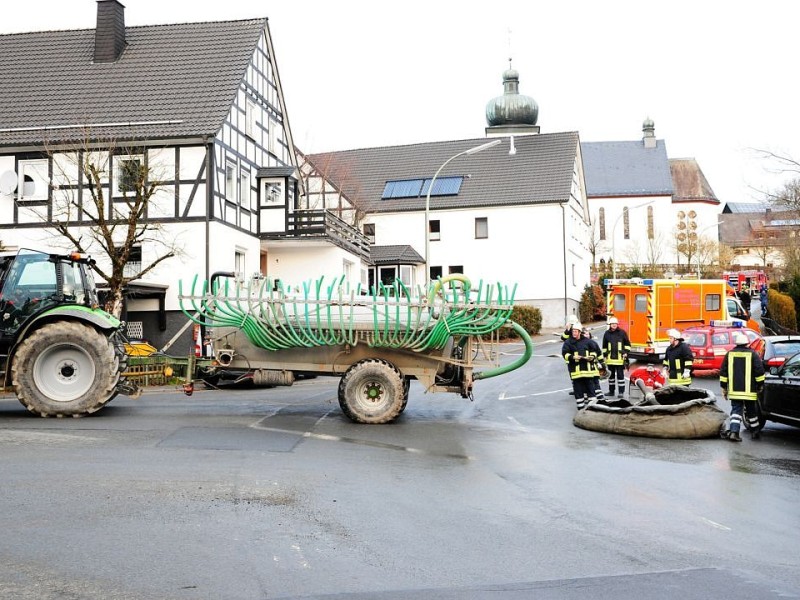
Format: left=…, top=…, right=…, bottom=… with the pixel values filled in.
left=485, top=65, right=538, bottom=127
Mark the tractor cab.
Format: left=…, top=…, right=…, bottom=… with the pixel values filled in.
left=0, top=248, right=98, bottom=338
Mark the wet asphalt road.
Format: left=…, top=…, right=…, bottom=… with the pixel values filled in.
left=0, top=336, right=799, bottom=600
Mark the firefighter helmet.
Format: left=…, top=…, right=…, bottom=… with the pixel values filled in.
left=733, top=332, right=749, bottom=346
left=667, top=328, right=682, bottom=340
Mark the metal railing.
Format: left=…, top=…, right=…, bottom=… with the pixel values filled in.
left=262, top=209, right=371, bottom=260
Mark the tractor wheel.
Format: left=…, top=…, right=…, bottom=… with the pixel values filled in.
left=11, top=321, right=119, bottom=417
left=338, top=359, right=405, bottom=424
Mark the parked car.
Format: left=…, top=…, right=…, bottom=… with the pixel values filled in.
left=759, top=335, right=800, bottom=370
left=758, top=350, right=800, bottom=430
left=682, top=321, right=763, bottom=372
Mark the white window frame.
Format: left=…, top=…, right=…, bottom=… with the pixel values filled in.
left=363, top=223, right=376, bottom=244
left=234, top=249, right=246, bottom=282
left=265, top=181, right=283, bottom=204
left=18, top=159, right=49, bottom=201
left=114, top=154, right=144, bottom=196
left=245, top=98, right=257, bottom=139
left=268, top=120, right=277, bottom=154
left=343, top=259, right=353, bottom=283
left=239, top=168, right=251, bottom=208
left=226, top=161, right=237, bottom=203
left=399, top=265, right=413, bottom=287
left=475, top=217, right=488, bottom=239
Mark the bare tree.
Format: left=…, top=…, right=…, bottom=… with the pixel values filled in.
left=296, top=150, right=364, bottom=227
left=43, top=138, right=182, bottom=316
left=751, top=234, right=773, bottom=269
left=586, top=215, right=605, bottom=268
left=695, top=237, right=720, bottom=278
left=622, top=241, right=644, bottom=273
left=717, top=242, right=736, bottom=273
left=645, top=229, right=666, bottom=273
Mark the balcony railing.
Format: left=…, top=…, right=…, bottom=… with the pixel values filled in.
left=261, top=209, right=371, bottom=260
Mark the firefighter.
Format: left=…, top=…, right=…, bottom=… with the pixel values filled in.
left=602, top=316, right=631, bottom=398
left=663, top=328, right=694, bottom=386
left=582, top=326, right=606, bottom=402
left=560, top=315, right=578, bottom=341
left=720, top=331, right=766, bottom=442
left=561, top=323, right=599, bottom=410
left=738, top=286, right=751, bottom=316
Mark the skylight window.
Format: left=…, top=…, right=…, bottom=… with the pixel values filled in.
left=381, top=176, right=463, bottom=199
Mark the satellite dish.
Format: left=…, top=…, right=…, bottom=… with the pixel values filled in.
left=0, top=171, right=17, bottom=195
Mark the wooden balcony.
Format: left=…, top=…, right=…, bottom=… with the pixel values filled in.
left=261, top=209, right=371, bottom=261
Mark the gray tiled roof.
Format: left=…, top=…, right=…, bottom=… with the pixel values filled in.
left=307, top=132, right=580, bottom=213
left=723, top=202, right=768, bottom=213
left=581, top=140, right=674, bottom=197
left=0, top=18, right=266, bottom=146
left=369, top=245, right=424, bottom=265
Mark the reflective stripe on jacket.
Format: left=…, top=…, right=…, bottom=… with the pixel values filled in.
left=720, top=347, right=765, bottom=402
left=602, top=328, right=631, bottom=366
left=562, top=337, right=598, bottom=379
left=663, top=341, right=694, bottom=385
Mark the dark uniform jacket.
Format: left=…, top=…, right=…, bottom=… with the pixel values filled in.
left=602, top=328, right=631, bottom=366
left=561, top=336, right=599, bottom=380
left=663, top=341, right=694, bottom=385
left=719, top=346, right=765, bottom=402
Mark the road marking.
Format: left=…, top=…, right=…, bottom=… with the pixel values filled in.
left=700, top=517, right=731, bottom=531
left=498, top=388, right=572, bottom=400
left=249, top=418, right=473, bottom=460
left=507, top=416, right=523, bottom=428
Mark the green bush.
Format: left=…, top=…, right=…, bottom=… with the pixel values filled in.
left=579, top=284, right=607, bottom=323
left=495, top=305, right=542, bottom=340
left=767, top=288, right=798, bottom=332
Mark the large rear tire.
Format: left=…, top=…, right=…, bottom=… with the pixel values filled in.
left=11, top=321, right=119, bottom=417
left=338, top=359, right=405, bottom=424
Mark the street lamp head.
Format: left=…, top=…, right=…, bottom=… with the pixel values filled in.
left=464, top=139, right=502, bottom=155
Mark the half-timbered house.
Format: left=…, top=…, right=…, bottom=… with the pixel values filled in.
left=0, top=0, right=370, bottom=348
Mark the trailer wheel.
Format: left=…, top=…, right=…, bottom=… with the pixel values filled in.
left=400, top=377, right=410, bottom=413
left=11, top=321, right=119, bottom=417
left=338, top=359, right=405, bottom=424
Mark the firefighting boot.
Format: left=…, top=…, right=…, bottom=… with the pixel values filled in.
left=729, top=431, right=742, bottom=442
left=751, top=428, right=761, bottom=440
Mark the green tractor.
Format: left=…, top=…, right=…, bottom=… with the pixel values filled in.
left=0, top=248, right=138, bottom=417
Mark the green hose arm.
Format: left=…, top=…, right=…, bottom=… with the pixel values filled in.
left=473, top=321, right=533, bottom=380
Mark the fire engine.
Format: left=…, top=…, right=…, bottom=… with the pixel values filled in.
left=723, top=270, right=768, bottom=294
left=605, top=278, right=758, bottom=360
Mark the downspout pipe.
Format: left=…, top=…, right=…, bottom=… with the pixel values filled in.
left=561, top=202, right=568, bottom=319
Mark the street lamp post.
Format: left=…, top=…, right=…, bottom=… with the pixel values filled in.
left=424, top=139, right=502, bottom=281
left=611, top=200, right=655, bottom=279
left=695, top=220, right=723, bottom=277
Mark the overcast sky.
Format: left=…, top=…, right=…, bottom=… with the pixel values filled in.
left=4, top=0, right=798, bottom=206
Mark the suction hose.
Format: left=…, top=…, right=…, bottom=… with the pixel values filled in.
left=474, top=321, right=533, bottom=381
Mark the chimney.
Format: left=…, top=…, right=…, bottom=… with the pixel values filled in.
left=642, top=117, right=656, bottom=149
left=94, top=0, right=126, bottom=63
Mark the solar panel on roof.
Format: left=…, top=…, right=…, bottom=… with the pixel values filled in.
left=421, top=176, right=463, bottom=196
left=381, top=176, right=463, bottom=199
left=381, top=179, right=423, bottom=199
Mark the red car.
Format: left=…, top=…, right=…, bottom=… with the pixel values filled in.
left=682, top=321, right=763, bottom=372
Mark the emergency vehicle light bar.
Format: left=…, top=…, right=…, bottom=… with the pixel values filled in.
left=604, top=278, right=652, bottom=286
left=709, top=320, right=743, bottom=328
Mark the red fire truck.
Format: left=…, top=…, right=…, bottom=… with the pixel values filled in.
left=724, top=270, right=767, bottom=294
